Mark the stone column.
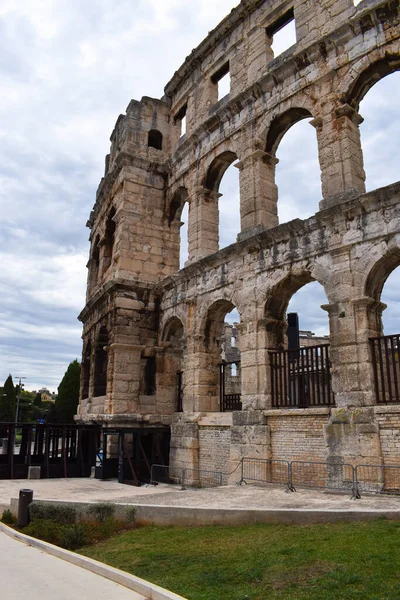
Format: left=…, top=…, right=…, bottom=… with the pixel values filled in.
left=323, top=296, right=384, bottom=466
left=316, top=105, right=366, bottom=209
left=239, top=319, right=270, bottom=410
left=187, top=186, right=220, bottom=262
left=236, top=151, right=279, bottom=238
left=246, top=26, right=274, bottom=86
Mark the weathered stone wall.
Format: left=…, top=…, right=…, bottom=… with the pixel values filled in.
left=78, top=0, right=400, bottom=478
left=199, top=426, right=232, bottom=478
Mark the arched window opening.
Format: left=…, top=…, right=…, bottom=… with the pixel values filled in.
left=148, top=129, right=163, bottom=150
left=205, top=151, right=240, bottom=250
left=204, top=301, right=242, bottom=412
left=162, top=317, right=185, bottom=412
left=81, top=342, right=91, bottom=399
left=266, top=8, right=296, bottom=58
left=381, top=268, right=400, bottom=336
left=90, top=235, right=100, bottom=288
left=93, top=327, right=108, bottom=397
left=366, top=256, right=400, bottom=405
left=359, top=72, right=400, bottom=192
left=268, top=110, right=321, bottom=224
left=266, top=278, right=332, bottom=409
left=169, top=187, right=189, bottom=269
left=102, top=207, right=116, bottom=274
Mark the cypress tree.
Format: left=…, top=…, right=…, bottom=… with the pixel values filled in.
left=0, top=375, right=16, bottom=422
left=55, top=360, right=81, bottom=423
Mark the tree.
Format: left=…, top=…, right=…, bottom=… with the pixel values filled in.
left=54, top=360, right=81, bottom=423
left=0, top=375, right=16, bottom=422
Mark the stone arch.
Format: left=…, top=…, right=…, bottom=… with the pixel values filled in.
left=162, top=316, right=185, bottom=348
left=168, top=187, right=189, bottom=224
left=204, top=150, right=238, bottom=192
left=344, top=54, right=400, bottom=111
left=159, top=316, right=186, bottom=412
left=264, top=268, right=329, bottom=348
left=265, top=107, right=314, bottom=155
left=365, top=248, right=400, bottom=303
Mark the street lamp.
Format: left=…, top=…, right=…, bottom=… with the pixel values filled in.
left=15, top=377, right=26, bottom=425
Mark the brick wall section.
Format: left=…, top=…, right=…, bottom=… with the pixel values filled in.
left=199, top=426, right=231, bottom=482
left=375, top=408, right=400, bottom=466
left=268, top=414, right=328, bottom=462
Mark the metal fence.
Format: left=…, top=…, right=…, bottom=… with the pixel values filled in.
left=150, top=464, right=184, bottom=487
left=182, top=468, right=224, bottom=488
left=370, top=334, right=400, bottom=404
left=290, top=460, right=356, bottom=495
left=239, top=457, right=291, bottom=490
left=269, top=344, right=334, bottom=408
left=355, top=464, right=400, bottom=496
left=149, top=459, right=400, bottom=498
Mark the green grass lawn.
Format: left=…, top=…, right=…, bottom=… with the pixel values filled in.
left=80, top=520, right=400, bottom=600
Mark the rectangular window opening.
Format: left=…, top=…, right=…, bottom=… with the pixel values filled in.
left=267, top=8, right=296, bottom=58
left=175, top=104, right=187, bottom=138
left=211, top=61, right=230, bottom=102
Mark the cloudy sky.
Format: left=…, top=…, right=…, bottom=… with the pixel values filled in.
left=0, top=1, right=399, bottom=391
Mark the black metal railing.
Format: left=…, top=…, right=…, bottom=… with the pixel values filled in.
left=239, top=458, right=291, bottom=490
left=370, top=334, right=400, bottom=404
left=220, top=362, right=242, bottom=411
left=269, top=344, right=334, bottom=408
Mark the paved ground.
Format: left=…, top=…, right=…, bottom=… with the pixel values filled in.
left=2, top=477, right=400, bottom=512
left=0, top=531, right=147, bottom=599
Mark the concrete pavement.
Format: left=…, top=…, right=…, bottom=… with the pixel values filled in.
left=0, top=531, right=147, bottom=600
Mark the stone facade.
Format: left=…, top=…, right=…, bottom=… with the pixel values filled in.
left=78, top=0, right=400, bottom=478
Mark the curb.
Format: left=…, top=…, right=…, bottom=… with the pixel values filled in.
left=0, top=522, right=187, bottom=600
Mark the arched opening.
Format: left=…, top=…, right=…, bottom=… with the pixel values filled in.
left=169, top=187, right=189, bottom=269
left=102, top=207, right=116, bottom=274
left=148, top=129, right=163, bottom=150
left=161, top=317, right=185, bottom=412
left=365, top=252, right=400, bottom=404
left=204, top=300, right=242, bottom=411
left=93, top=327, right=108, bottom=397
left=358, top=70, right=400, bottom=191
left=266, top=108, right=321, bottom=224
left=205, top=151, right=240, bottom=249
left=265, top=276, right=331, bottom=408
left=81, top=341, right=91, bottom=399
left=89, top=235, right=100, bottom=290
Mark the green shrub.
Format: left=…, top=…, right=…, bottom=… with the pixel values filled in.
left=87, top=502, right=115, bottom=523
left=59, top=524, right=89, bottom=550
left=29, top=502, right=77, bottom=525
left=126, top=506, right=136, bottom=524
left=1, top=509, right=15, bottom=524
left=24, top=519, right=64, bottom=544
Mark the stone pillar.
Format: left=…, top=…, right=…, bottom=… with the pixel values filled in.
left=239, top=319, right=270, bottom=410
left=246, top=26, right=274, bottom=85
left=316, top=105, right=366, bottom=209
left=188, top=187, right=220, bottom=262
left=170, top=415, right=199, bottom=475
left=229, top=411, right=271, bottom=483
left=324, top=296, right=384, bottom=408
left=323, top=296, right=384, bottom=466
left=236, top=151, right=279, bottom=237
left=108, top=342, right=142, bottom=415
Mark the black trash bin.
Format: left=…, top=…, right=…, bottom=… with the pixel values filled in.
left=17, top=488, right=33, bottom=527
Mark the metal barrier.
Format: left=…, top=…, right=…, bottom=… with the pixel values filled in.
left=239, top=457, right=291, bottom=491
left=290, top=460, right=356, bottom=496
left=150, top=464, right=184, bottom=487
left=355, top=464, right=400, bottom=496
left=182, top=468, right=223, bottom=489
